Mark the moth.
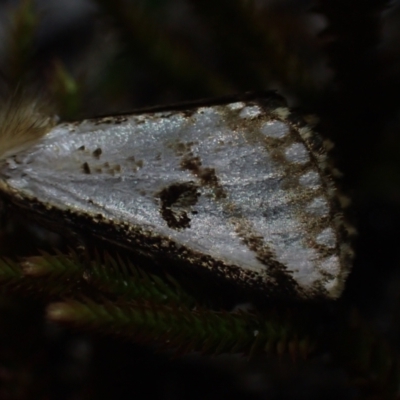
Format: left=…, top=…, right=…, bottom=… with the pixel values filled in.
left=0, top=92, right=353, bottom=300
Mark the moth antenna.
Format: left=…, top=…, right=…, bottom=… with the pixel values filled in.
left=0, top=91, right=56, bottom=160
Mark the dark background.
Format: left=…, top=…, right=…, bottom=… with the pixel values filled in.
left=0, top=0, right=400, bottom=398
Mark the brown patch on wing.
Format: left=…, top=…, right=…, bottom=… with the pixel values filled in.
left=181, top=155, right=226, bottom=200
left=157, top=182, right=200, bottom=230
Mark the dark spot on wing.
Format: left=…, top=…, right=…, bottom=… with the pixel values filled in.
left=126, top=156, right=144, bottom=172
left=92, top=148, right=102, bottom=159
left=99, top=161, right=122, bottom=175
left=78, top=145, right=85, bottom=151
left=158, top=182, right=200, bottom=230
left=82, top=162, right=91, bottom=174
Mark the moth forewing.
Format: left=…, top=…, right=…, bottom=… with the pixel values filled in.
left=0, top=93, right=353, bottom=300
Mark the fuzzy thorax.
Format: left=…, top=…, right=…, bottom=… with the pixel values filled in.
left=0, top=94, right=55, bottom=160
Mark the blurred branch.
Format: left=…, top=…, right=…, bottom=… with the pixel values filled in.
left=7, top=0, right=39, bottom=85
left=92, top=0, right=233, bottom=97
left=190, top=0, right=321, bottom=97
left=49, top=60, right=82, bottom=120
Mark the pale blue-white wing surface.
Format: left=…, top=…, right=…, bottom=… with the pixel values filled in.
left=0, top=96, right=352, bottom=299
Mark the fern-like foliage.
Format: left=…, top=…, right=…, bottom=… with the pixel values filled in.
left=0, top=251, right=315, bottom=359
left=0, top=254, right=83, bottom=297
left=47, top=298, right=314, bottom=358
left=85, top=253, right=196, bottom=307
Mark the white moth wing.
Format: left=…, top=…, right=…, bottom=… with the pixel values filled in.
left=0, top=96, right=352, bottom=299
